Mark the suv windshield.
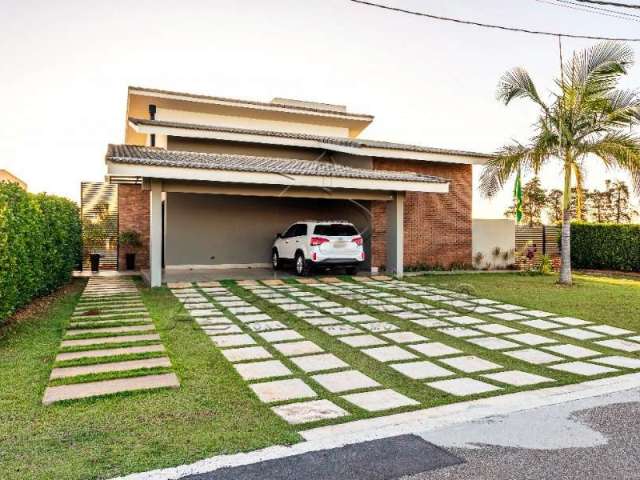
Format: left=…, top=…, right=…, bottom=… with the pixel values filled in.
left=313, top=224, right=358, bottom=236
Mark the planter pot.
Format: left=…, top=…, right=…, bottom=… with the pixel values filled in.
left=89, top=254, right=101, bottom=273
left=125, top=253, right=136, bottom=271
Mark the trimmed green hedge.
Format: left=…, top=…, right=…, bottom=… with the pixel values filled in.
left=0, top=183, right=81, bottom=323
left=571, top=222, right=640, bottom=272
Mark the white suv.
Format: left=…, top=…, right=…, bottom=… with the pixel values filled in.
left=272, top=221, right=365, bottom=276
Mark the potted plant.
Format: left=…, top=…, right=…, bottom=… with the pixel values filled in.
left=119, top=230, right=142, bottom=271
left=82, top=218, right=106, bottom=272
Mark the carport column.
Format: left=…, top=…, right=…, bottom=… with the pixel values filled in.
left=386, top=191, right=405, bottom=278
left=149, top=180, right=163, bottom=287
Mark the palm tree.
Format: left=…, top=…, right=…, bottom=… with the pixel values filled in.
left=481, top=42, right=640, bottom=285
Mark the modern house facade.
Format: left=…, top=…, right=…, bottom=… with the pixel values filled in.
left=106, top=87, right=489, bottom=286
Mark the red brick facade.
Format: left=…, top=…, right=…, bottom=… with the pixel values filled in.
left=118, top=185, right=150, bottom=270
left=371, top=159, right=472, bottom=270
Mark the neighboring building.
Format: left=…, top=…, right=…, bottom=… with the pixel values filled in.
left=104, top=86, right=489, bottom=285
left=0, top=169, right=27, bottom=190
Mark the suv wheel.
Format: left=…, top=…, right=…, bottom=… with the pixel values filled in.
left=272, top=250, right=282, bottom=270
left=295, top=252, right=311, bottom=276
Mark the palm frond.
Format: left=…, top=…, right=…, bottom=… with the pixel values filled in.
left=568, top=42, right=634, bottom=97
left=496, top=67, right=548, bottom=112
left=578, top=132, right=640, bottom=192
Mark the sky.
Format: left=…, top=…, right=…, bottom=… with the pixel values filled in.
left=1, top=0, right=639, bottom=218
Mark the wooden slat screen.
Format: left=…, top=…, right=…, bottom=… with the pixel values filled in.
left=80, top=182, right=118, bottom=270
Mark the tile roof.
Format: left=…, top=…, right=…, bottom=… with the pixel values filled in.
left=128, top=117, right=492, bottom=159
left=128, top=87, right=374, bottom=120
left=105, top=145, right=448, bottom=184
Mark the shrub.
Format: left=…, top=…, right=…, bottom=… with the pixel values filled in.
left=0, top=183, right=81, bottom=323
left=571, top=222, right=640, bottom=272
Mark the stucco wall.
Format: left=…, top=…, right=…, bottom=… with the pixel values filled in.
left=472, top=218, right=515, bottom=269
left=165, top=193, right=371, bottom=268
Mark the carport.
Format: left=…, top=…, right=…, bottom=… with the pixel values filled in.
left=106, top=145, right=449, bottom=286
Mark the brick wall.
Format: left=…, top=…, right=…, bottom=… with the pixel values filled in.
left=371, top=159, right=472, bottom=270
left=118, top=184, right=150, bottom=270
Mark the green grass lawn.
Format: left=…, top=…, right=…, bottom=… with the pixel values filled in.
left=0, top=279, right=299, bottom=480
left=1, top=272, right=639, bottom=480
left=407, top=272, right=640, bottom=331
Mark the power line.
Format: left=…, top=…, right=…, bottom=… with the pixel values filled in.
left=349, top=0, right=640, bottom=41
left=535, top=0, right=640, bottom=22
left=573, top=0, right=640, bottom=10
left=557, top=0, right=640, bottom=19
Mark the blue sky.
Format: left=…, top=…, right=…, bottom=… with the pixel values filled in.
left=1, top=0, right=638, bottom=218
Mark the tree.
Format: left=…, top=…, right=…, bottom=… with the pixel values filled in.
left=610, top=180, right=638, bottom=223
left=546, top=189, right=564, bottom=224
left=588, top=182, right=613, bottom=223
left=480, top=42, right=640, bottom=285
left=505, top=177, right=547, bottom=226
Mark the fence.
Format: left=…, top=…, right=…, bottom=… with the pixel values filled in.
left=515, top=225, right=561, bottom=267
left=80, top=182, right=118, bottom=270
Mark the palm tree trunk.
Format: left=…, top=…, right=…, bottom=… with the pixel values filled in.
left=559, top=158, right=573, bottom=285
left=559, top=208, right=572, bottom=284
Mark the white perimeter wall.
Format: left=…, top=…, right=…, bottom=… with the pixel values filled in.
left=472, top=219, right=515, bottom=268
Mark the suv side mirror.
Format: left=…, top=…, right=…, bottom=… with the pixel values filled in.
left=276, top=233, right=282, bottom=239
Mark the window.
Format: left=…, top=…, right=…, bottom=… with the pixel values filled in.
left=294, top=224, right=308, bottom=237
left=313, top=223, right=358, bottom=236
left=283, top=225, right=297, bottom=238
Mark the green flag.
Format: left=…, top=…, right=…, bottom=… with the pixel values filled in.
left=514, top=170, right=523, bottom=223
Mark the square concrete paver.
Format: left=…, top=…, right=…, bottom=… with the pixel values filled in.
left=543, top=344, right=601, bottom=359
left=551, top=316, right=591, bottom=326
left=324, top=307, right=359, bottom=315
left=320, top=325, right=363, bottom=336
left=550, top=361, right=618, bottom=376
left=271, top=399, right=349, bottom=424
left=427, top=378, right=501, bottom=396
left=203, top=325, right=244, bottom=336
left=210, top=334, right=256, bottom=348
left=519, top=310, right=554, bottom=318
left=258, top=330, right=304, bottom=343
left=504, top=348, right=563, bottom=365
left=250, top=378, right=317, bottom=403
left=520, top=319, right=564, bottom=330
left=361, top=346, right=418, bottom=362
left=228, top=306, right=261, bottom=314
left=409, top=342, right=462, bottom=357
left=466, top=336, right=520, bottom=350
left=311, top=370, right=380, bottom=393
left=339, top=335, right=387, bottom=348
left=289, top=353, right=350, bottom=373
left=303, top=317, right=342, bottom=326
left=390, top=360, right=454, bottom=379
left=341, top=389, right=419, bottom=412
left=440, top=355, right=502, bottom=373
left=595, top=339, right=640, bottom=352
left=591, top=356, right=640, bottom=369
left=236, top=314, right=271, bottom=323
left=293, top=310, right=325, bottom=319
left=493, top=304, right=525, bottom=311
left=247, top=321, right=287, bottom=332
left=234, top=360, right=292, bottom=380
left=394, top=311, right=427, bottom=320
left=49, top=357, right=171, bottom=379
left=490, top=312, right=528, bottom=321
left=342, top=314, right=378, bottom=323
left=382, top=331, right=428, bottom=344
left=412, top=319, right=449, bottom=329
left=272, top=341, right=323, bottom=356
left=586, top=325, right=634, bottom=336
left=482, top=370, right=554, bottom=386
left=361, top=322, right=400, bottom=333
left=555, top=328, right=604, bottom=341
left=446, top=316, right=485, bottom=326
left=437, top=327, right=483, bottom=338
left=506, top=333, right=557, bottom=346
left=222, top=346, right=272, bottom=362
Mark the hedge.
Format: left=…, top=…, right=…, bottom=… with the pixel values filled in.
left=571, top=222, right=640, bottom=272
left=0, top=182, right=81, bottom=323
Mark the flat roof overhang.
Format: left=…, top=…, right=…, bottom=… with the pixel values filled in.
left=106, top=161, right=450, bottom=195
left=128, top=120, right=490, bottom=166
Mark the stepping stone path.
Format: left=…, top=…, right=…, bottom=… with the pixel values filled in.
left=43, top=278, right=179, bottom=405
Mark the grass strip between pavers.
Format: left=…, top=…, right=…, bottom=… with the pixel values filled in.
left=48, top=366, right=174, bottom=386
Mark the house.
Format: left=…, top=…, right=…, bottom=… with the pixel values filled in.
left=0, top=169, right=27, bottom=190
left=105, top=86, right=489, bottom=286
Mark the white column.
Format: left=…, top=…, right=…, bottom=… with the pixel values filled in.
left=386, top=191, right=405, bottom=278
left=149, top=180, right=163, bottom=287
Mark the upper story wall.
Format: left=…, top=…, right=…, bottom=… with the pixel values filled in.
left=125, top=88, right=373, bottom=145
